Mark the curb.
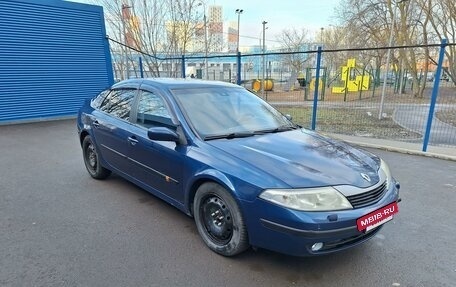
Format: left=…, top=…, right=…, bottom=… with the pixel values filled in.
left=342, top=139, right=456, bottom=162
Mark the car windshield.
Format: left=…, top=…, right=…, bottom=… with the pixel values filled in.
left=172, top=87, right=296, bottom=140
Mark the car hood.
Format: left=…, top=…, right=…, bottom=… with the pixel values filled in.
left=206, top=129, right=380, bottom=188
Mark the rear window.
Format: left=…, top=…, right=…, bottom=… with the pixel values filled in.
left=99, top=89, right=136, bottom=120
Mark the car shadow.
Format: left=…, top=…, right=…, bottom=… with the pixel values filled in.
left=103, top=173, right=373, bottom=283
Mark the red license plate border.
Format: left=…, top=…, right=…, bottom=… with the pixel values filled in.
left=356, top=202, right=399, bottom=232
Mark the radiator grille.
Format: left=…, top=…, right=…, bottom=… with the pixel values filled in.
left=346, top=181, right=387, bottom=208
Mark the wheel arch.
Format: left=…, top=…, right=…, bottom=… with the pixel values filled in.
left=186, top=169, right=237, bottom=217
left=79, top=130, right=90, bottom=146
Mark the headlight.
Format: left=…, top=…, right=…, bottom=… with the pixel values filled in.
left=259, top=187, right=353, bottom=211
left=380, top=159, right=392, bottom=189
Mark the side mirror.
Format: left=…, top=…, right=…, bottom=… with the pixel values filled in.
left=284, top=114, right=293, bottom=121
left=147, top=127, right=180, bottom=142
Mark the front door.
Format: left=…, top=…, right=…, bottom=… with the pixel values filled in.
left=126, top=89, right=186, bottom=204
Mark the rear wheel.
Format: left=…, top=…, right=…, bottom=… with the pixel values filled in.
left=82, top=135, right=111, bottom=179
left=194, top=182, right=249, bottom=256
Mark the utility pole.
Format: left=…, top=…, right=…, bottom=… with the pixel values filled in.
left=198, top=2, right=209, bottom=80
left=204, top=13, right=208, bottom=79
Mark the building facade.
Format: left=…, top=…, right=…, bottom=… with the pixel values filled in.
left=208, top=5, right=223, bottom=52
left=227, top=21, right=238, bottom=53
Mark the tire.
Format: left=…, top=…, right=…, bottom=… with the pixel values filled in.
left=82, top=135, right=111, bottom=179
left=194, top=182, right=249, bottom=256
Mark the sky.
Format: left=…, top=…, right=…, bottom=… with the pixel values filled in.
left=211, top=0, right=340, bottom=47
left=70, top=0, right=340, bottom=48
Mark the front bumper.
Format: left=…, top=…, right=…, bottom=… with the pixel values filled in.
left=241, top=183, right=400, bottom=256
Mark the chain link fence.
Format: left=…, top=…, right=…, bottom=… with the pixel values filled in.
left=109, top=37, right=456, bottom=150
left=257, top=44, right=456, bottom=150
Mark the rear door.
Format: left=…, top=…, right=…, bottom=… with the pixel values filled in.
left=91, top=88, right=137, bottom=173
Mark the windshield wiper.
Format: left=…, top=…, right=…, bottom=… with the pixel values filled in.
left=253, top=125, right=297, bottom=135
left=204, top=132, right=255, bottom=141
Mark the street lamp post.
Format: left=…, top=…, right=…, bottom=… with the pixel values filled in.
left=198, top=2, right=209, bottom=80
left=235, top=9, right=243, bottom=53
left=262, top=21, right=268, bottom=98
left=378, top=0, right=409, bottom=119
left=320, top=27, right=324, bottom=44
left=320, top=27, right=325, bottom=67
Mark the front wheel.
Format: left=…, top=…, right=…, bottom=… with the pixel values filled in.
left=194, top=182, right=249, bottom=256
left=82, top=135, right=111, bottom=179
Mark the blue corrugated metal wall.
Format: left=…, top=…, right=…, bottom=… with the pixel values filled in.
left=0, top=0, right=113, bottom=123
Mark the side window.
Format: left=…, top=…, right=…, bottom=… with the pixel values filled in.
left=100, top=89, right=136, bottom=120
left=91, top=89, right=111, bottom=109
left=136, top=90, right=173, bottom=129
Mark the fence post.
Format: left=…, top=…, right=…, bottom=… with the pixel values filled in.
left=422, top=39, right=447, bottom=152
left=311, top=46, right=322, bottom=131
left=359, top=67, right=366, bottom=100
left=304, top=68, right=310, bottom=101
left=181, top=55, right=186, bottom=78
left=371, top=69, right=376, bottom=98
left=139, top=57, right=144, bottom=78
left=343, top=66, right=349, bottom=102
left=321, top=67, right=326, bottom=101
left=237, top=52, right=242, bottom=85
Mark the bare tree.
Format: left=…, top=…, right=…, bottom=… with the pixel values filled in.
left=408, top=0, right=433, bottom=97
left=337, top=0, right=456, bottom=95
left=424, top=0, right=456, bottom=84
left=336, top=0, right=447, bottom=97
left=275, top=28, right=312, bottom=73
left=336, top=0, right=392, bottom=87
left=320, top=25, right=356, bottom=84
left=91, top=0, right=207, bottom=79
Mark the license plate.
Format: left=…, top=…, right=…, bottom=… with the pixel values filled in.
left=356, top=202, right=399, bottom=232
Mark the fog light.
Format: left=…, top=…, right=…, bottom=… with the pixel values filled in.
left=311, top=242, right=324, bottom=251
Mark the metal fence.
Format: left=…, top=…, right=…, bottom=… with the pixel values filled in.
left=109, top=37, right=456, bottom=151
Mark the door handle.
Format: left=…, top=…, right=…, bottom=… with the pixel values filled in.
left=93, top=121, right=100, bottom=128
left=128, top=136, right=139, bottom=145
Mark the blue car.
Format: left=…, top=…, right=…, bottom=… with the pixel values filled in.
left=77, top=78, right=400, bottom=257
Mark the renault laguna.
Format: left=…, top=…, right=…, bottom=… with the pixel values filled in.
left=77, top=78, right=400, bottom=256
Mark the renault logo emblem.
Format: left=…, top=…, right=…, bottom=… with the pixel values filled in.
left=361, top=173, right=371, bottom=182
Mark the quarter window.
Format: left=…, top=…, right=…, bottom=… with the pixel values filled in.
left=91, top=89, right=110, bottom=109
left=136, top=91, right=173, bottom=129
left=99, top=89, right=136, bottom=120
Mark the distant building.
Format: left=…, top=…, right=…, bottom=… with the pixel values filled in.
left=164, top=21, right=189, bottom=52
left=227, top=21, right=237, bottom=53
left=122, top=5, right=141, bottom=50
left=208, top=5, right=223, bottom=52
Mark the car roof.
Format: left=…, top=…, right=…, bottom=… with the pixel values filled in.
left=112, top=78, right=241, bottom=90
